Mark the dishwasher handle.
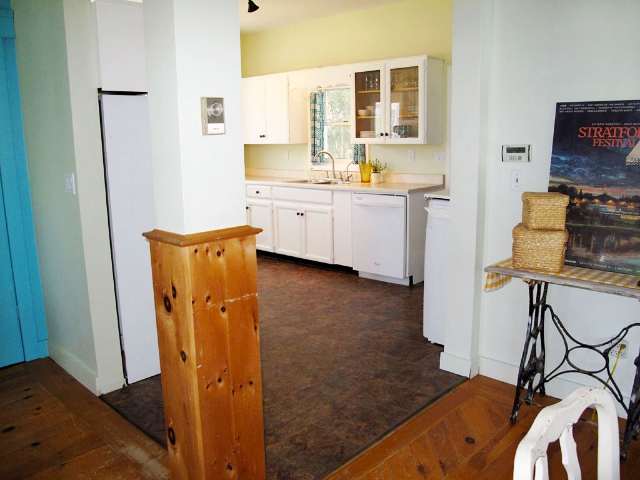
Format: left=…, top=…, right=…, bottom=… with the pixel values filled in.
left=353, top=194, right=406, bottom=208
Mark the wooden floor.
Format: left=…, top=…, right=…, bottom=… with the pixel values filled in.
left=2, top=358, right=640, bottom=479
left=0, top=358, right=169, bottom=479
left=323, top=374, right=640, bottom=480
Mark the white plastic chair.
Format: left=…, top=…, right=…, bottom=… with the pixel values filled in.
left=513, top=386, right=620, bottom=480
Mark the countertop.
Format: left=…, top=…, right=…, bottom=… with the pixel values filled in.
left=424, top=188, right=450, bottom=200
left=245, top=175, right=444, bottom=195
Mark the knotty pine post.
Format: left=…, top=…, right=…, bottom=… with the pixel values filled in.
left=143, top=226, right=265, bottom=479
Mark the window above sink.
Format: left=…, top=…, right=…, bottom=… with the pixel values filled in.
left=323, top=88, right=352, bottom=160
left=310, top=87, right=356, bottom=171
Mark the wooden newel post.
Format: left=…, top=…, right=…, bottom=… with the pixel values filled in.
left=143, top=226, right=266, bottom=479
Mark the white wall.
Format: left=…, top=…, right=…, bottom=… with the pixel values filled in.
left=447, top=0, right=640, bottom=412
left=62, top=0, right=125, bottom=394
left=442, top=0, right=490, bottom=377
left=144, top=0, right=246, bottom=235
left=13, top=0, right=125, bottom=394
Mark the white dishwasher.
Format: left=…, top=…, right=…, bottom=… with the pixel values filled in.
left=352, top=193, right=406, bottom=280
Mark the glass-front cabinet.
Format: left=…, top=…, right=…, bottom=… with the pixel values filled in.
left=351, top=57, right=444, bottom=145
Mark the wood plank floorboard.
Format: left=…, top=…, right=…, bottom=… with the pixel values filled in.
left=322, top=376, right=640, bottom=480
left=0, top=358, right=169, bottom=480
left=2, top=358, right=640, bottom=479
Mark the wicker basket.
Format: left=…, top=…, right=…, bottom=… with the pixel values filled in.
left=512, top=223, right=568, bottom=273
left=521, top=192, right=569, bottom=231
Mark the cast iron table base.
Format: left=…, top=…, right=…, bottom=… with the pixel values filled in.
left=511, top=280, right=640, bottom=460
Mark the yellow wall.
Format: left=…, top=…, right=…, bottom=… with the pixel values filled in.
left=241, top=0, right=452, bottom=175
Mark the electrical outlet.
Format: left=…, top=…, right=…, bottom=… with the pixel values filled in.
left=408, top=149, right=415, bottom=161
left=609, top=340, right=629, bottom=359
left=284, top=149, right=289, bottom=160
left=435, top=150, right=446, bottom=163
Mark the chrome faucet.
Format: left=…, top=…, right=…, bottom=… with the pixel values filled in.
left=345, top=161, right=354, bottom=182
left=313, top=151, right=336, bottom=179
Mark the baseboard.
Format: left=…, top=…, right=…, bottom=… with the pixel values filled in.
left=479, top=356, right=630, bottom=418
left=257, top=251, right=357, bottom=275
left=478, top=356, right=519, bottom=385
left=439, top=351, right=472, bottom=377
left=358, top=271, right=412, bottom=286
left=48, top=340, right=99, bottom=395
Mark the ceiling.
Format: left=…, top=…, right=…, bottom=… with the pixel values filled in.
left=238, top=0, right=409, bottom=34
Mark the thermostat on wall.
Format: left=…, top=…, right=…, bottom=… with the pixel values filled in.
left=502, top=144, right=531, bottom=162
left=201, top=97, right=225, bottom=135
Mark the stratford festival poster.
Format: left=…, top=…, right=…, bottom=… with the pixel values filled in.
left=548, top=100, right=640, bottom=275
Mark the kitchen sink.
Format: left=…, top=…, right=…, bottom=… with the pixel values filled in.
left=285, top=179, right=330, bottom=184
left=284, top=179, right=350, bottom=185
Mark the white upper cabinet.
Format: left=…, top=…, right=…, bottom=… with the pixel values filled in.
left=243, top=76, right=289, bottom=143
left=92, top=0, right=147, bottom=92
left=351, top=57, right=443, bottom=145
left=242, top=75, right=308, bottom=144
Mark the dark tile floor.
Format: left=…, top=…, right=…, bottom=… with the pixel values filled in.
left=102, top=254, right=464, bottom=479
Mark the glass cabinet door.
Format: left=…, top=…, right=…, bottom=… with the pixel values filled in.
left=351, top=58, right=433, bottom=144
left=388, top=65, right=420, bottom=141
left=353, top=69, right=382, bottom=142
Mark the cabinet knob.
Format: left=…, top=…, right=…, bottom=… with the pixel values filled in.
left=379, top=133, right=384, bottom=137
left=256, top=190, right=260, bottom=194
left=246, top=206, right=249, bottom=210
left=296, top=212, right=300, bottom=216
left=384, top=132, right=389, bottom=136
left=300, top=212, right=305, bottom=216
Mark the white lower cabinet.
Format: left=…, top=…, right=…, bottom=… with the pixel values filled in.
left=273, top=201, right=333, bottom=263
left=271, top=186, right=334, bottom=264
left=246, top=185, right=274, bottom=252
left=301, top=204, right=333, bottom=263
left=272, top=202, right=301, bottom=256
left=332, top=191, right=352, bottom=267
left=246, top=198, right=274, bottom=252
left=245, top=184, right=425, bottom=280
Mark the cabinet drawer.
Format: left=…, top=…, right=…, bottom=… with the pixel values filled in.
left=272, top=186, right=332, bottom=204
left=246, top=185, right=272, bottom=198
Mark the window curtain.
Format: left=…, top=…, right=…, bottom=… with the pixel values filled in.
left=310, top=91, right=325, bottom=164
left=352, top=144, right=365, bottom=164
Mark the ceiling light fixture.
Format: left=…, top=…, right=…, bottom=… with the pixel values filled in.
left=248, top=0, right=259, bottom=13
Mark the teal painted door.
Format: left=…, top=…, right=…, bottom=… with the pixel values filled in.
left=0, top=169, right=23, bottom=367
left=0, top=5, right=48, bottom=366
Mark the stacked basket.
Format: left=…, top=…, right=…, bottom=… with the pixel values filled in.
left=512, top=192, right=570, bottom=273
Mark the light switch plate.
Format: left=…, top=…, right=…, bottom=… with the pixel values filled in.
left=435, top=150, right=446, bottom=163
left=511, top=170, right=524, bottom=191
left=64, top=173, right=76, bottom=195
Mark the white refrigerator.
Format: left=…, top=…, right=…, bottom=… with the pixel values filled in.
left=100, top=93, right=159, bottom=384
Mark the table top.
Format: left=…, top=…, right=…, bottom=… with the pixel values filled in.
left=484, top=258, right=640, bottom=300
